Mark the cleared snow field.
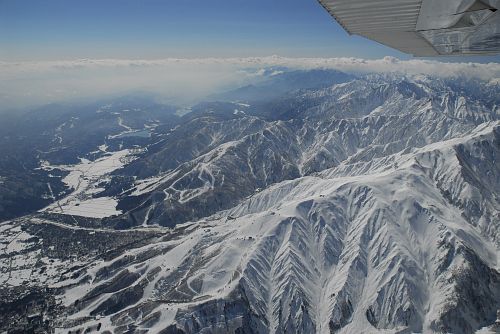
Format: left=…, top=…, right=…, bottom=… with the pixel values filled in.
left=40, top=149, right=138, bottom=218
left=53, top=196, right=122, bottom=218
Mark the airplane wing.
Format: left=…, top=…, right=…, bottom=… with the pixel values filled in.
left=318, top=0, right=500, bottom=56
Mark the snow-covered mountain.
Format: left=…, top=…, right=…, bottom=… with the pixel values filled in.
left=109, top=74, right=499, bottom=230
left=1, top=71, right=499, bottom=333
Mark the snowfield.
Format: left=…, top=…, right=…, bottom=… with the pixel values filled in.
left=40, top=149, right=138, bottom=218
left=1, top=72, right=499, bottom=333
left=4, top=121, right=497, bottom=334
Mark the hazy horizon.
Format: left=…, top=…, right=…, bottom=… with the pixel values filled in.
left=1, top=55, right=500, bottom=112
left=3, top=0, right=500, bottom=112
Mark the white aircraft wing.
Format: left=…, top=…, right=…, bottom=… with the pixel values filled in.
left=318, top=0, right=500, bottom=56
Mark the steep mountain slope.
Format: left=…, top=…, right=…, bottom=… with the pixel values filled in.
left=1, top=72, right=499, bottom=333
left=109, top=75, right=499, bottom=229
left=2, top=121, right=498, bottom=334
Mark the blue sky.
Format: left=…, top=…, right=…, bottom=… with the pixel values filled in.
left=0, top=0, right=374, bottom=60
left=2, top=0, right=498, bottom=62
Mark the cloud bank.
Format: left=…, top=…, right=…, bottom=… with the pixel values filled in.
left=1, top=56, right=499, bottom=111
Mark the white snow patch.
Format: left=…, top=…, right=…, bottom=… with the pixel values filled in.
left=40, top=149, right=139, bottom=218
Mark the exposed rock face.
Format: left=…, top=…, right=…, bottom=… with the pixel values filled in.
left=1, top=72, right=499, bottom=333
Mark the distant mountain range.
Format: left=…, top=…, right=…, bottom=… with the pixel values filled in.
left=0, top=68, right=499, bottom=333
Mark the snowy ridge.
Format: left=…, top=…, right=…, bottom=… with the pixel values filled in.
left=13, top=121, right=493, bottom=334
left=115, top=75, right=499, bottom=230
left=1, top=73, right=499, bottom=333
